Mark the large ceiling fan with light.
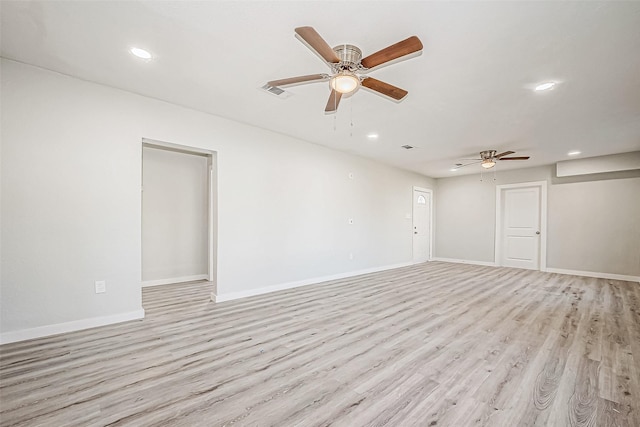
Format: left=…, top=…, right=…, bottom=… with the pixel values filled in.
left=265, top=27, right=423, bottom=114
left=455, top=150, right=530, bottom=170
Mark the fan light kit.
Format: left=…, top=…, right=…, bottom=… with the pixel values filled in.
left=481, top=159, right=496, bottom=169
left=266, top=26, right=423, bottom=114
left=330, top=72, right=359, bottom=94
left=455, top=150, right=531, bottom=170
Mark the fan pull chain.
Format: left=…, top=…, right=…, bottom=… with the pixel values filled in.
left=333, top=91, right=338, bottom=131
left=350, top=97, right=354, bottom=137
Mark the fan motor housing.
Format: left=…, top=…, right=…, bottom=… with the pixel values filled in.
left=333, top=44, right=362, bottom=71
left=480, top=150, right=497, bottom=160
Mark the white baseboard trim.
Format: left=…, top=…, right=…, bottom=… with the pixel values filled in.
left=431, top=257, right=497, bottom=267
left=142, top=274, right=208, bottom=287
left=214, top=261, right=419, bottom=303
left=432, top=258, right=639, bottom=282
left=0, top=308, right=145, bottom=345
left=544, top=268, right=640, bottom=283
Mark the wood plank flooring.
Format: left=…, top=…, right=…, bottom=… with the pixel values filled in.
left=1, top=262, right=639, bottom=426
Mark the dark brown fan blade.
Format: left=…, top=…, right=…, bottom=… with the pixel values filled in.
left=499, top=156, right=530, bottom=160
left=295, top=26, right=340, bottom=64
left=268, top=74, right=329, bottom=87
left=325, top=89, right=342, bottom=113
left=361, top=36, right=423, bottom=69
left=361, top=77, right=408, bottom=101
left=494, top=151, right=515, bottom=158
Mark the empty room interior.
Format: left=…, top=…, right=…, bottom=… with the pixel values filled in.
left=1, top=1, right=640, bottom=426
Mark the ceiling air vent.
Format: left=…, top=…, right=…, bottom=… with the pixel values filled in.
left=401, top=145, right=414, bottom=150
left=261, top=84, right=292, bottom=99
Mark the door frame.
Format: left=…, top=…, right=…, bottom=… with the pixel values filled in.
left=412, top=186, right=434, bottom=262
left=494, top=181, right=547, bottom=270
left=141, top=138, right=218, bottom=288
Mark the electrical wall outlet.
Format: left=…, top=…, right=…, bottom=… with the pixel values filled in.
left=95, top=280, right=106, bottom=294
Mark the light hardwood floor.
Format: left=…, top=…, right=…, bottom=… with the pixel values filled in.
left=1, top=262, right=639, bottom=426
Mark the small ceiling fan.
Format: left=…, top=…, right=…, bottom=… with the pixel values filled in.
left=454, top=150, right=530, bottom=170
left=265, top=26, right=423, bottom=114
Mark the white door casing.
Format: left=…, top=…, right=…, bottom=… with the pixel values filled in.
left=412, top=187, right=432, bottom=263
left=142, top=138, right=218, bottom=287
left=495, top=181, right=547, bottom=270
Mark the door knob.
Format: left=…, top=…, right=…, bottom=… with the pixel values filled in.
left=536, top=231, right=540, bottom=235
left=414, top=232, right=418, bottom=234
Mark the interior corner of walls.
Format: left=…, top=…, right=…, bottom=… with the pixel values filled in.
left=0, top=309, right=145, bottom=345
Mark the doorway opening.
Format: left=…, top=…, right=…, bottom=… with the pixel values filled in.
left=495, top=181, right=547, bottom=270
left=141, top=138, right=217, bottom=294
left=412, top=186, right=433, bottom=263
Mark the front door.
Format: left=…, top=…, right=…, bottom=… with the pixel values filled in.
left=412, top=189, right=431, bottom=262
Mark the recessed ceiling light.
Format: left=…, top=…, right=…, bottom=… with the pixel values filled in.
left=130, top=47, right=152, bottom=60
left=450, top=168, right=458, bottom=172
left=567, top=150, right=581, bottom=156
left=534, top=82, right=556, bottom=92
left=367, top=133, right=379, bottom=140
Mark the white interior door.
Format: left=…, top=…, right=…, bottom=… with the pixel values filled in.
left=500, top=186, right=541, bottom=270
left=412, top=189, right=431, bottom=262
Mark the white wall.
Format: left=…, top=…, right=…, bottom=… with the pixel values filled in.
left=142, top=147, right=209, bottom=283
left=435, top=165, right=640, bottom=277
left=546, top=175, right=640, bottom=275
left=0, top=59, right=434, bottom=341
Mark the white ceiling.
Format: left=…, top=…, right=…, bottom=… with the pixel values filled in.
left=2, top=1, right=639, bottom=177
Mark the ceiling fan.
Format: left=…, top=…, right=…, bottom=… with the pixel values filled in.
left=266, top=26, right=423, bottom=114
left=454, top=150, right=530, bottom=170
